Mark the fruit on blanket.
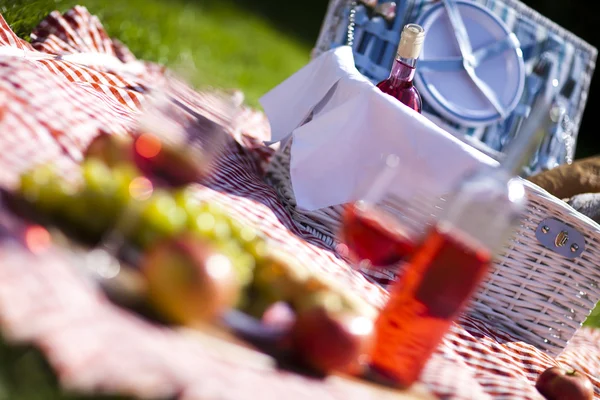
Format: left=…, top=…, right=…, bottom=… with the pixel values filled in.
left=294, top=290, right=344, bottom=314
left=251, top=249, right=378, bottom=321
left=216, top=240, right=255, bottom=288
left=112, top=163, right=145, bottom=204
left=291, top=306, right=374, bottom=375
left=67, top=159, right=119, bottom=236
left=17, top=160, right=136, bottom=240
left=252, top=250, right=310, bottom=305
left=131, top=189, right=188, bottom=248
left=261, top=301, right=296, bottom=330
left=18, top=161, right=389, bottom=343
left=535, top=366, right=594, bottom=400
left=18, top=164, right=73, bottom=215
left=140, top=233, right=240, bottom=325
left=84, top=132, right=133, bottom=167
left=132, top=133, right=208, bottom=187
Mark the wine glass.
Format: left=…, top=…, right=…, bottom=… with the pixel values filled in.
left=131, top=68, right=237, bottom=188
left=337, top=154, right=419, bottom=285
left=83, top=67, right=240, bottom=283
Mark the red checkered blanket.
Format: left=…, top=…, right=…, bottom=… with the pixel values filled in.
left=0, top=6, right=598, bottom=399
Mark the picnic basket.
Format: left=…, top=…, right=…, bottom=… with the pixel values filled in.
left=265, top=0, right=600, bottom=357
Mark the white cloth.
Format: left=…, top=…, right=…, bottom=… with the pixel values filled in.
left=260, top=46, right=497, bottom=211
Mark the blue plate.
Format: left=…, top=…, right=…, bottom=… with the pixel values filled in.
left=414, top=0, right=525, bottom=127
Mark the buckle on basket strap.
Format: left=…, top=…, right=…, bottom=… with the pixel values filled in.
left=535, top=218, right=585, bottom=259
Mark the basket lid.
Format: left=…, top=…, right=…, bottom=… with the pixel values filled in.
left=415, top=0, right=525, bottom=127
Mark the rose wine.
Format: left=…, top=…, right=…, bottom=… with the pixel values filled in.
left=376, top=24, right=425, bottom=113
left=341, top=202, right=416, bottom=268
left=369, top=223, right=491, bottom=386
left=132, top=133, right=209, bottom=187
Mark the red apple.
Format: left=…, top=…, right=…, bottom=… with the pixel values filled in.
left=140, top=233, right=240, bottom=325
left=291, top=307, right=374, bottom=375
left=536, top=366, right=594, bottom=400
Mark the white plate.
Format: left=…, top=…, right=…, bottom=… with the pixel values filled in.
left=415, top=0, right=525, bottom=127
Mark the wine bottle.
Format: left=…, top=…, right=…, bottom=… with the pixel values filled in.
left=376, top=23, right=425, bottom=113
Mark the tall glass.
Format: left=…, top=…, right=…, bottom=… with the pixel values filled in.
left=337, top=155, right=420, bottom=285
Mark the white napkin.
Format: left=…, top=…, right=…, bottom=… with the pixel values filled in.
left=260, top=46, right=498, bottom=211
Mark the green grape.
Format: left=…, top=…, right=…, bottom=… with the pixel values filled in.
left=244, top=239, right=269, bottom=261
left=142, top=191, right=188, bottom=229
left=18, top=168, right=43, bottom=203
left=212, top=218, right=231, bottom=240
left=188, top=211, right=231, bottom=241
left=189, top=211, right=216, bottom=236
left=62, top=189, right=107, bottom=239
left=135, top=190, right=187, bottom=248
left=18, top=164, right=66, bottom=213
left=294, top=290, right=344, bottom=314
left=107, top=164, right=145, bottom=237
left=228, top=219, right=259, bottom=244
left=205, top=202, right=227, bottom=218
left=61, top=189, right=85, bottom=222
left=82, top=159, right=116, bottom=195
left=230, top=251, right=256, bottom=288
left=216, top=240, right=255, bottom=287
left=217, top=240, right=246, bottom=259
left=112, top=163, right=141, bottom=205
left=80, top=159, right=124, bottom=232
left=173, top=187, right=204, bottom=213
left=224, top=215, right=267, bottom=257
left=175, top=190, right=211, bottom=230
left=237, top=225, right=259, bottom=243
left=38, top=180, right=74, bottom=216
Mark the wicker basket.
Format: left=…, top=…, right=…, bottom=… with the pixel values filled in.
left=313, top=0, right=597, bottom=173
left=261, top=0, right=600, bottom=357
left=266, top=135, right=600, bottom=357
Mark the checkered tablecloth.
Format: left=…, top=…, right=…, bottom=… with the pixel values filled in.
left=0, top=7, right=598, bottom=400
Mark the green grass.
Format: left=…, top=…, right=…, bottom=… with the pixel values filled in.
left=0, top=337, right=133, bottom=400
left=0, top=0, right=313, bottom=108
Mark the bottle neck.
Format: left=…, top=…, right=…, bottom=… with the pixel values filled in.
left=388, top=56, right=417, bottom=86
left=500, top=93, right=556, bottom=176
left=501, top=127, right=546, bottom=176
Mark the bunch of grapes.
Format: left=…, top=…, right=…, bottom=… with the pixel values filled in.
left=16, top=139, right=266, bottom=293
left=16, top=133, right=382, bottom=378
left=18, top=160, right=137, bottom=241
